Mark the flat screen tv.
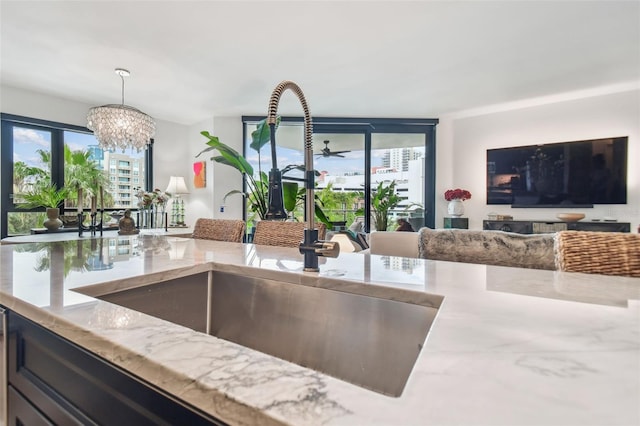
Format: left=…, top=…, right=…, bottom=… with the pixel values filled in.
left=487, top=136, right=628, bottom=207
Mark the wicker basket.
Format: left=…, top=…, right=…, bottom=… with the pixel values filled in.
left=555, top=230, right=640, bottom=277
left=253, top=221, right=326, bottom=248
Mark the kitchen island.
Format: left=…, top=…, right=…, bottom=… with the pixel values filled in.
left=0, top=234, right=638, bottom=425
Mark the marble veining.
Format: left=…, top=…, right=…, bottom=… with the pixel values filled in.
left=1, top=236, right=639, bottom=425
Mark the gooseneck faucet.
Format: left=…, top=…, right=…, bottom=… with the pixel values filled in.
left=265, top=80, right=339, bottom=271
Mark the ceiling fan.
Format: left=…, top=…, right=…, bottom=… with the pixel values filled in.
left=316, top=140, right=350, bottom=158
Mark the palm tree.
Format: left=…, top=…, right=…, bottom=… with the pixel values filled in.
left=86, top=161, right=111, bottom=210
left=64, top=146, right=109, bottom=214
left=13, top=161, right=48, bottom=197
left=35, top=148, right=51, bottom=164
left=64, top=148, right=91, bottom=212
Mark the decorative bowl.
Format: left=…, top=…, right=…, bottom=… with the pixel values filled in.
left=60, top=215, right=80, bottom=227
left=556, top=213, right=585, bottom=222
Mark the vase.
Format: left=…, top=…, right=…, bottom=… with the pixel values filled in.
left=447, top=199, right=464, bottom=217
left=44, top=207, right=63, bottom=231
left=139, top=208, right=153, bottom=229
left=156, top=205, right=166, bottom=229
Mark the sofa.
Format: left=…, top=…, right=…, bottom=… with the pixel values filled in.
left=417, top=227, right=556, bottom=270
left=364, top=228, right=555, bottom=270
left=354, top=228, right=639, bottom=276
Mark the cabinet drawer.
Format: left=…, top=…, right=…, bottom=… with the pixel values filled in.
left=532, top=222, right=567, bottom=233
left=8, top=311, right=225, bottom=426
left=8, top=385, right=55, bottom=426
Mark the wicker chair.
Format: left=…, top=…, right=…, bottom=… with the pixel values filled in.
left=555, top=230, right=640, bottom=277
left=191, top=218, right=246, bottom=243
left=252, top=221, right=326, bottom=248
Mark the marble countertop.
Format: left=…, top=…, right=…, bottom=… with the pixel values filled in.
left=1, top=235, right=638, bottom=425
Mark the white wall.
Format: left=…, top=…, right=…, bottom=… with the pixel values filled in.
left=437, top=88, right=640, bottom=232
left=0, top=86, right=92, bottom=126
left=185, top=118, right=214, bottom=225
left=153, top=119, right=190, bottom=216
left=185, top=116, right=244, bottom=225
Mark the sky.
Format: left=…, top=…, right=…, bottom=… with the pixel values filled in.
left=13, top=126, right=144, bottom=170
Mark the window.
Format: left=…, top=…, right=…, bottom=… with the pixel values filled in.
left=1, top=113, right=154, bottom=238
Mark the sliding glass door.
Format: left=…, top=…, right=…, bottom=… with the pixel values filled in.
left=312, top=126, right=368, bottom=231
left=370, top=132, right=428, bottom=231
left=242, top=116, right=438, bottom=234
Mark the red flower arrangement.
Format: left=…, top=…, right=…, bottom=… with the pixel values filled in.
left=444, top=188, right=472, bottom=201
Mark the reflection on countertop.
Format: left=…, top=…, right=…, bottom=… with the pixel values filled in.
left=487, top=267, right=640, bottom=307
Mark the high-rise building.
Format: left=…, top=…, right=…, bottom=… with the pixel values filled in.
left=102, top=151, right=146, bottom=209
left=383, top=148, right=423, bottom=172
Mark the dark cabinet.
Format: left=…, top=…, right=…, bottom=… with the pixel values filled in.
left=564, top=221, right=631, bottom=233
left=6, top=310, right=226, bottom=426
left=483, top=220, right=630, bottom=234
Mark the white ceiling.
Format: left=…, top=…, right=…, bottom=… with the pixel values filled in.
left=1, top=1, right=639, bottom=126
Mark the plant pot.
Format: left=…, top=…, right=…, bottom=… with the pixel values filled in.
left=447, top=199, right=464, bottom=217
left=44, top=208, right=63, bottom=231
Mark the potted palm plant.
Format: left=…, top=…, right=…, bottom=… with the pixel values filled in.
left=197, top=122, right=270, bottom=220
left=18, top=182, right=69, bottom=231
left=361, top=180, right=401, bottom=231
left=196, top=118, right=331, bottom=228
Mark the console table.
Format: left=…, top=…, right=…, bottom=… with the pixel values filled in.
left=483, top=220, right=630, bottom=234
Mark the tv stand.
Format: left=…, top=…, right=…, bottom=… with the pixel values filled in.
left=483, top=220, right=630, bottom=234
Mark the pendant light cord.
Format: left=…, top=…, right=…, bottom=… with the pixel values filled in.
left=120, top=74, right=125, bottom=105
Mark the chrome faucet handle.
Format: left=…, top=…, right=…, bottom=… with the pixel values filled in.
left=315, top=240, right=340, bottom=258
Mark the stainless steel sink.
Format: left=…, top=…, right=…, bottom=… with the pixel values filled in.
left=87, top=271, right=443, bottom=397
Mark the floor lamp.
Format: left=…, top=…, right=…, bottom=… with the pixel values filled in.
left=166, top=176, right=189, bottom=227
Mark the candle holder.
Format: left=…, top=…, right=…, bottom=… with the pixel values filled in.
left=78, top=210, right=103, bottom=237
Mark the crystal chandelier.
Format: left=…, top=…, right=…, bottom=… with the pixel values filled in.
left=87, top=68, right=155, bottom=152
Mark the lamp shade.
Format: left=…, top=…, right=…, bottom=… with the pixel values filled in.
left=165, top=176, right=189, bottom=195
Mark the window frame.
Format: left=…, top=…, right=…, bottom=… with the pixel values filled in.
left=241, top=116, right=438, bottom=233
